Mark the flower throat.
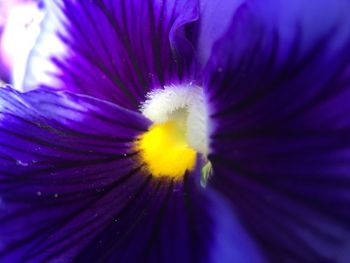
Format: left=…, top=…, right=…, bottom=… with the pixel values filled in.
left=135, top=85, right=208, bottom=180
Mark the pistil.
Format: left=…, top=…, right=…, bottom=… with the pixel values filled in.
left=135, top=84, right=209, bottom=180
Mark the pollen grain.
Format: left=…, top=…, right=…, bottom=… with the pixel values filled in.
left=135, top=121, right=196, bottom=180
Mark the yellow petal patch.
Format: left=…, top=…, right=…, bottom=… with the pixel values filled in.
left=135, top=121, right=196, bottom=180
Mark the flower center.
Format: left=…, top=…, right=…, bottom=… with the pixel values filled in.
left=135, top=85, right=208, bottom=180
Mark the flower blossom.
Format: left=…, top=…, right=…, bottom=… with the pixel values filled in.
left=1, top=0, right=350, bottom=262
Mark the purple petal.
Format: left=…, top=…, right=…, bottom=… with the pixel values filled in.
left=205, top=0, right=350, bottom=261
left=74, top=175, right=265, bottom=263
left=205, top=190, right=266, bottom=263
left=22, top=0, right=199, bottom=110
left=190, top=0, right=244, bottom=67
left=0, top=60, right=9, bottom=84
left=0, top=87, right=264, bottom=262
left=0, top=86, right=149, bottom=261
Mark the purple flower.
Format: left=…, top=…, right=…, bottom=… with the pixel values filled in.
left=1, top=0, right=350, bottom=262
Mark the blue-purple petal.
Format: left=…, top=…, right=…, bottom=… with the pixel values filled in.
left=205, top=0, right=350, bottom=261
left=74, top=172, right=265, bottom=263
left=191, top=0, right=244, bottom=67
left=0, top=87, right=148, bottom=261
left=0, top=87, right=264, bottom=262
left=22, top=0, right=199, bottom=109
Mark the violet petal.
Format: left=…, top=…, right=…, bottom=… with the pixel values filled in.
left=0, top=87, right=263, bottom=262
left=22, top=0, right=199, bottom=109
left=205, top=1, right=350, bottom=261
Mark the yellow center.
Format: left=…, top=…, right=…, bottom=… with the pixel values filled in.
left=135, top=121, right=196, bottom=180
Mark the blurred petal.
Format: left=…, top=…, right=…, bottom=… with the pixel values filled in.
left=0, top=60, right=9, bottom=84
left=191, top=0, right=244, bottom=67
left=205, top=0, right=350, bottom=261
left=0, top=1, right=44, bottom=84
left=206, top=190, right=265, bottom=263
left=22, top=0, right=198, bottom=110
